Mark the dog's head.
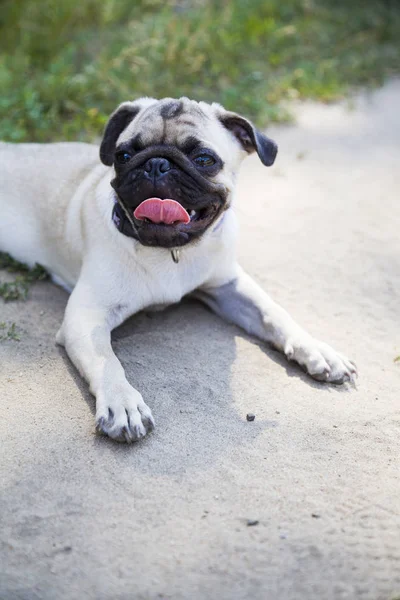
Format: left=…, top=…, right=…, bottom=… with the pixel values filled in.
left=100, top=97, right=277, bottom=248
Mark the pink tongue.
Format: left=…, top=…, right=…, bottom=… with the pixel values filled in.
left=133, top=198, right=190, bottom=225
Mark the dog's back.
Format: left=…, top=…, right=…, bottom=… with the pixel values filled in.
left=0, top=142, right=103, bottom=284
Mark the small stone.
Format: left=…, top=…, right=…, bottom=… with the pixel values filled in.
left=246, top=413, right=255, bottom=422
left=311, top=513, right=321, bottom=519
left=247, top=519, right=259, bottom=527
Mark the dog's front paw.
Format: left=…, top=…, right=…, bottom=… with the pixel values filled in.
left=284, top=334, right=357, bottom=384
left=95, top=384, right=155, bottom=443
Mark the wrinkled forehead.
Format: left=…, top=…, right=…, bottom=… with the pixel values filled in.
left=118, top=98, right=227, bottom=151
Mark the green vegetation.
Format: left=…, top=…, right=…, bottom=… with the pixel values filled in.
left=0, top=322, right=20, bottom=341
left=0, top=253, right=48, bottom=301
left=0, top=0, right=399, bottom=143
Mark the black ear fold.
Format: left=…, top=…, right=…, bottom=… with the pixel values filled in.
left=219, top=113, right=278, bottom=166
left=99, top=102, right=141, bottom=166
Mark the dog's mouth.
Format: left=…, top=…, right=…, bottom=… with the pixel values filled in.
left=134, top=197, right=190, bottom=225
left=133, top=197, right=219, bottom=227
left=128, top=196, right=223, bottom=247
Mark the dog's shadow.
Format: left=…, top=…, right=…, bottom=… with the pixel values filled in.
left=61, top=295, right=352, bottom=476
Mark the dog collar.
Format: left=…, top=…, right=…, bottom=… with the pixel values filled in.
left=112, top=198, right=181, bottom=263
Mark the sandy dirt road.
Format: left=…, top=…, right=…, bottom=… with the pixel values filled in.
left=1, top=81, right=400, bottom=600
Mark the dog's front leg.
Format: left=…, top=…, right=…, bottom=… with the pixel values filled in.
left=56, top=283, right=154, bottom=443
left=196, top=266, right=357, bottom=383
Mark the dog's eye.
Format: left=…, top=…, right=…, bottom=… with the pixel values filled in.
left=115, top=151, right=132, bottom=164
left=193, top=154, right=216, bottom=167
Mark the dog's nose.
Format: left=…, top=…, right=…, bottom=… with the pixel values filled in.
left=144, top=158, right=171, bottom=178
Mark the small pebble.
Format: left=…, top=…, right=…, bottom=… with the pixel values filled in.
left=247, top=519, right=259, bottom=527
left=311, top=513, right=321, bottom=519
left=246, top=413, right=255, bottom=422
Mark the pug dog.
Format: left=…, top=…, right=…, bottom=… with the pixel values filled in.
left=0, top=97, right=357, bottom=443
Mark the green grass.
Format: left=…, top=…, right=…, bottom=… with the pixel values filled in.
left=0, top=253, right=49, bottom=301
left=0, top=0, right=399, bottom=142
left=0, top=322, right=20, bottom=341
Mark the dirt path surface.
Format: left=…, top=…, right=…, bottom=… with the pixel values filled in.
left=1, top=82, right=400, bottom=600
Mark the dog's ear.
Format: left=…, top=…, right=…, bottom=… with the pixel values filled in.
left=219, top=111, right=278, bottom=167
left=100, top=102, right=141, bottom=166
